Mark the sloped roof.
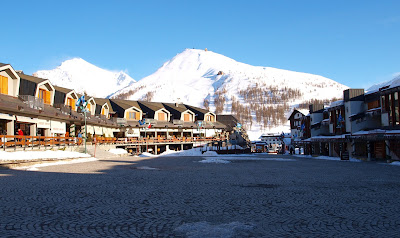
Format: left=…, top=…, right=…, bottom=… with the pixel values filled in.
left=17, top=72, right=47, bottom=84
left=162, top=103, right=193, bottom=120
left=53, top=85, right=74, bottom=94
left=288, top=109, right=308, bottom=120
left=138, top=101, right=165, bottom=112
left=184, top=104, right=213, bottom=120
left=110, top=99, right=141, bottom=110
left=162, top=103, right=190, bottom=113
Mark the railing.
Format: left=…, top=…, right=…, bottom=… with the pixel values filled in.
left=0, top=135, right=82, bottom=151
left=95, top=136, right=223, bottom=145
left=54, top=104, right=72, bottom=115
left=172, top=119, right=183, bottom=125
left=0, top=134, right=224, bottom=151
left=19, top=95, right=44, bottom=110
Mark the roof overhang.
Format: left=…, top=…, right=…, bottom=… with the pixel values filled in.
left=0, top=64, right=20, bottom=80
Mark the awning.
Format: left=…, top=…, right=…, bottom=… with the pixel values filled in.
left=16, top=116, right=38, bottom=124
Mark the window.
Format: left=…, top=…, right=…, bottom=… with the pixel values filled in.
left=67, top=98, right=75, bottom=110
left=125, top=111, right=140, bottom=120
left=205, top=115, right=214, bottom=121
left=0, top=76, right=8, bottom=94
left=184, top=113, right=192, bottom=122
left=158, top=112, right=166, bottom=121
left=368, top=100, right=379, bottom=110
left=39, top=89, right=51, bottom=104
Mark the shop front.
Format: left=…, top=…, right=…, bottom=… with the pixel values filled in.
left=37, top=119, right=51, bottom=136
left=15, top=116, right=37, bottom=136
left=0, top=113, right=14, bottom=135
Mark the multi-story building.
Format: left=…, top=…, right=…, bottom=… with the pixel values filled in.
left=0, top=62, right=227, bottom=143
left=289, top=86, right=400, bottom=161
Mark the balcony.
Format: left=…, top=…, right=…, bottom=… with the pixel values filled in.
left=19, top=95, right=44, bottom=110
left=54, top=104, right=72, bottom=115
left=172, top=119, right=183, bottom=125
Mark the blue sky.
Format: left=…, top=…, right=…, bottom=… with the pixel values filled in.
left=2, top=0, right=399, bottom=89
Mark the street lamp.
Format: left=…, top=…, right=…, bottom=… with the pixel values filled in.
left=76, top=95, right=88, bottom=154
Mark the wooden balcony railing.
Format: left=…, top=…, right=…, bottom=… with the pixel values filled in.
left=0, top=135, right=225, bottom=151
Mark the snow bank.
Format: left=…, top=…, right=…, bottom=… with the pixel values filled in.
left=0, top=150, right=91, bottom=161
left=160, top=148, right=219, bottom=157
left=138, top=152, right=157, bottom=157
left=108, top=148, right=128, bottom=155
left=388, top=161, right=400, bottom=166
left=137, top=148, right=219, bottom=157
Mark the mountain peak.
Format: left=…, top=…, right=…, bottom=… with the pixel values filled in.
left=34, top=58, right=135, bottom=98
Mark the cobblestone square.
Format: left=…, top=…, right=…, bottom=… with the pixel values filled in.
left=1, top=154, right=400, bottom=237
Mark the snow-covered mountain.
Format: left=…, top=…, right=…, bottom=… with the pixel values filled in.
left=34, top=58, right=135, bottom=98
left=111, top=49, right=348, bottom=140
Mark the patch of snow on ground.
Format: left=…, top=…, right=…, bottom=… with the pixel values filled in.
left=221, top=157, right=296, bottom=161
left=137, top=148, right=219, bottom=157
left=175, top=221, right=253, bottom=238
left=198, top=158, right=231, bottom=164
left=388, top=161, right=400, bottom=166
left=293, top=154, right=360, bottom=162
left=199, top=156, right=296, bottom=164
left=108, top=148, right=128, bottom=155
left=0, top=150, right=91, bottom=161
left=202, top=151, right=219, bottom=156
left=14, top=157, right=98, bottom=171
left=134, top=166, right=159, bottom=170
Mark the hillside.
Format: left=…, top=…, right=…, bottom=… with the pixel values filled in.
left=111, top=49, right=348, bottom=139
left=34, top=58, right=135, bottom=98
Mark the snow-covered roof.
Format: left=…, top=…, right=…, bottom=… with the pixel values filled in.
left=366, top=74, right=400, bottom=94
left=297, top=109, right=309, bottom=116
left=329, top=100, right=344, bottom=108
left=352, top=129, right=400, bottom=135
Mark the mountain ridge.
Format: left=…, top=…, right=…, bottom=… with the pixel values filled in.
left=34, top=49, right=348, bottom=139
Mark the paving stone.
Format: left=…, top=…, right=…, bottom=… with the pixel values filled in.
left=0, top=154, right=400, bottom=237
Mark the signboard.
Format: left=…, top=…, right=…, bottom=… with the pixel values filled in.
left=50, top=120, right=66, bottom=134
left=37, top=119, right=50, bottom=129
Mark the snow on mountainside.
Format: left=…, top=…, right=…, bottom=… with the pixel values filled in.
left=34, top=58, right=135, bottom=98
left=112, top=49, right=348, bottom=140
